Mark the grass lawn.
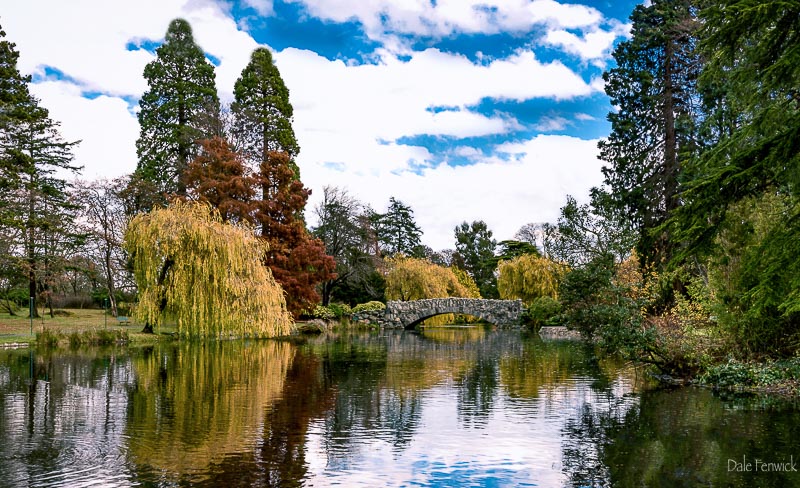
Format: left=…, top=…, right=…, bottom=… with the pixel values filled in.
left=0, top=308, right=175, bottom=345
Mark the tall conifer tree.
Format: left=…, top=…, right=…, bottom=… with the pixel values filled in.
left=598, top=0, right=701, bottom=268
left=231, top=48, right=299, bottom=174
left=375, top=197, right=423, bottom=257
left=135, top=18, right=219, bottom=205
left=0, top=24, right=81, bottom=316
left=454, top=220, right=497, bottom=298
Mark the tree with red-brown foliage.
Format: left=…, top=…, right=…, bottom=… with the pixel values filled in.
left=185, top=136, right=255, bottom=224
left=184, top=140, right=334, bottom=317
left=254, top=151, right=335, bottom=317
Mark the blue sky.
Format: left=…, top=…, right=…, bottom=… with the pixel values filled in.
left=5, top=0, right=642, bottom=250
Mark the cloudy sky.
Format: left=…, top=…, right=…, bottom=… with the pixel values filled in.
left=4, top=0, right=641, bottom=250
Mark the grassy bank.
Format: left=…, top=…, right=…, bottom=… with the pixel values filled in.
left=0, top=308, right=175, bottom=346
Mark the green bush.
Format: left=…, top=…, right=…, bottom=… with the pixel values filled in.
left=352, top=301, right=386, bottom=314
left=36, top=329, right=63, bottom=347
left=327, top=303, right=352, bottom=318
left=526, top=296, right=562, bottom=328
left=310, top=305, right=335, bottom=320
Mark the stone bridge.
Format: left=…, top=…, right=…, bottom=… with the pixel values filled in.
left=353, top=298, right=525, bottom=329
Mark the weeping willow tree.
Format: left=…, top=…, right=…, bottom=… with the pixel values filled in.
left=124, top=200, right=292, bottom=338
left=497, top=254, right=566, bottom=305
left=384, top=256, right=479, bottom=301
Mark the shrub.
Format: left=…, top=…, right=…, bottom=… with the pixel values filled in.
left=68, top=329, right=129, bottom=347
left=525, top=296, right=562, bottom=329
left=310, top=305, right=335, bottom=320
left=36, top=329, right=63, bottom=347
left=327, top=303, right=352, bottom=319
left=352, top=301, right=386, bottom=314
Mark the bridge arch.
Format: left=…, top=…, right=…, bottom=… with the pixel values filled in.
left=384, top=298, right=524, bottom=330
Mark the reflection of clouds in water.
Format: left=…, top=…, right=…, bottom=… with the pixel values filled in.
left=0, top=332, right=647, bottom=487
left=299, top=333, right=641, bottom=487
left=0, top=350, right=135, bottom=487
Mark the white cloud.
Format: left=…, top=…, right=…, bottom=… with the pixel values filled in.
left=287, top=0, right=604, bottom=38
left=452, top=146, right=484, bottom=159
left=278, top=46, right=598, bottom=173
left=3, top=0, right=258, bottom=101
left=304, top=135, right=604, bottom=250
left=28, top=82, right=140, bottom=180
left=534, top=115, right=569, bottom=132
left=545, top=28, right=616, bottom=60
left=285, top=0, right=628, bottom=61
left=544, top=19, right=631, bottom=61
left=242, top=0, right=274, bottom=16
left=4, top=0, right=610, bottom=250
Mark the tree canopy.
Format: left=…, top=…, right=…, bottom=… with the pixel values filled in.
left=0, top=23, right=81, bottom=317
left=497, top=254, right=564, bottom=305
left=232, top=47, right=300, bottom=168
left=135, top=18, right=220, bottom=204
left=384, top=256, right=479, bottom=302
left=375, top=197, right=423, bottom=257
left=124, top=200, right=292, bottom=338
left=454, top=220, right=497, bottom=298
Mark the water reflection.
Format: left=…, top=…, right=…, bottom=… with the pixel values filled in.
left=563, top=387, right=800, bottom=487
left=126, top=341, right=294, bottom=484
left=0, top=347, right=134, bottom=486
left=1, top=329, right=800, bottom=486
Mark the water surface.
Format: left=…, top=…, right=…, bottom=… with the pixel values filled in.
left=1, top=328, right=799, bottom=486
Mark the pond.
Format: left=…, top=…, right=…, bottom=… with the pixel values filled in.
left=1, top=328, right=800, bottom=487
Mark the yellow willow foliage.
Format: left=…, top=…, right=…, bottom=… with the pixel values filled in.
left=127, top=341, right=294, bottom=477
left=124, top=200, right=292, bottom=338
left=497, top=254, right=566, bottom=305
left=384, top=256, right=476, bottom=326
left=450, top=266, right=481, bottom=298
left=384, top=256, right=474, bottom=301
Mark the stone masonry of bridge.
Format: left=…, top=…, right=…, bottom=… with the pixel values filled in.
left=352, top=298, right=525, bottom=329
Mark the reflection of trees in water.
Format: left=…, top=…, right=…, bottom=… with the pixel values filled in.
left=561, top=387, right=800, bottom=487
left=499, top=340, right=625, bottom=401
left=455, top=355, right=498, bottom=426
left=561, top=393, right=633, bottom=487
left=318, top=335, right=424, bottom=456
left=126, top=341, right=294, bottom=483
left=0, top=348, right=135, bottom=486
left=198, top=349, right=336, bottom=487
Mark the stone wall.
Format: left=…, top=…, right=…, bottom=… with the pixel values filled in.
left=538, top=326, right=581, bottom=340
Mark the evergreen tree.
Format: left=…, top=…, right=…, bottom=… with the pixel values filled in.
left=598, top=0, right=701, bottom=268
left=375, top=197, right=423, bottom=257
left=454, top=220, right=497, bottom=298
left=232, top=48, right=300, bottom=174
left=669, top=1, right=800, bottom=355
left=0, top=23, right=36, bottom=226
left=0, top=24, right=81, bottom=316
left=254, top=151, right=335, bottom=317
left=674, top=0, right=800, bottom=255
left=184, top=136, right=256, bottom=224
left=134, top=18, right=219, bottom=205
